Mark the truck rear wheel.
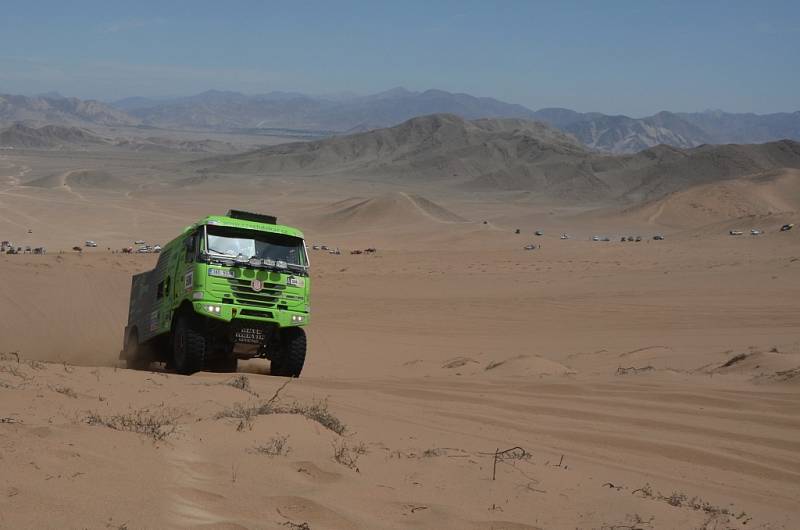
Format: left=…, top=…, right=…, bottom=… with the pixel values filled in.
left=125, top=330, right=151, bottom=371
left=173, top=315, right=207, bottom=375
left=271, top=327, right=306, bottom=378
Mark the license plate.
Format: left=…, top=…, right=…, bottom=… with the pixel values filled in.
left=234, top=327, right=265, bottom=344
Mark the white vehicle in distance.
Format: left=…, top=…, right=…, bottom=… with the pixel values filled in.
left=560, top=234, right=569, bottom=239
left=134, top=240, right=146, bottom=245
left=592, top=236, right=600, bottom=241
left=85, top=240, right=97, bottom=247
left=750, top=229, right=763, bottom=235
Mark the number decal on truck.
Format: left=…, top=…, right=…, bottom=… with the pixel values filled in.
left=184, top=270, right=193, bottom=290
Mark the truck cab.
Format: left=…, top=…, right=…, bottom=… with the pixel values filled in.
left=120, top=210, right=310, bottom=376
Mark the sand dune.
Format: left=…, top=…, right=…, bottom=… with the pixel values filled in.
left=618, top=169, right=800, bottom=228
left=0, top=144, right=799, bottom=528
left=312, top=191, right=468, bottom=232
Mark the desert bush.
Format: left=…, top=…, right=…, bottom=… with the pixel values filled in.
left=332, top=439, right=367, bottom=470
left=217, top=397, right=347, bottom=435
left=251, top=434, right=291, bottom=456
left=281, top=521, right=311, bottom=530
left=283, top=399, right=346, bottom=435
left=224, top=374, right=255, bottom=395
left=53, top=385, right=77, bottom=398
left=0, top=365, right=30, bottom=380
left=85, top=409, right=179, bottom=441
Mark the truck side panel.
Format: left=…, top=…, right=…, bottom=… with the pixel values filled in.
left=127, top=248, right=175, bottom=343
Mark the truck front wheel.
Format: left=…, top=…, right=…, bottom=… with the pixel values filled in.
left=271, top=327, right=306, bottom=378
left=173, top=315, right=207, bottom=375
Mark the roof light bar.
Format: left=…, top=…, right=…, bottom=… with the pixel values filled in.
left=226, top=210, right=277, bottom=224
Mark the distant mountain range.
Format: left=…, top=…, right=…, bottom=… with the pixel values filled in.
left=114, top=88, right=800, bottom=153
left=0, top=123, right=238, bottom=153
left=198, top=113, right=800, bottom=202
left=0, top=93, right=138, bottom=127
left=1, top=89, right=798, bottom=154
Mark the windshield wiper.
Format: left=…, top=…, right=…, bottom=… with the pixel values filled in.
left=207, top=246, right=237, bottom=257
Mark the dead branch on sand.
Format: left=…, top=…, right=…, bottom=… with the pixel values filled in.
left=0, top=351, right=20, bottom=363
left=488, top=446, right=531, bottom=480
left=277, top=508, right=311, bottom=529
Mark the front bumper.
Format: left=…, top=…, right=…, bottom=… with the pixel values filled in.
left=192, top=301, right=308, bottom=327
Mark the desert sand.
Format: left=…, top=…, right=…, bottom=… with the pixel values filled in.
left=0, top=145, right=799, bottom=529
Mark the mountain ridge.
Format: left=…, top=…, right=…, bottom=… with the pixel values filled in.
left=2, top=89, right=799, bottom=154
left=198, top=113, right=800, bottom=203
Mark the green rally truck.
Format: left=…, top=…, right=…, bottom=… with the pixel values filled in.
left=120, top=210, right=310, bottom=376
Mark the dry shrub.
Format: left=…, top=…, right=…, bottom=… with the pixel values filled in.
left=616, top=366, right=655, bottom=376
left=224, top=375, right=256, bottom=395
left=0, top=352, right=20, bottom=362
left=281, top=521, right=311, bottom=530
left=86, top=409, right=179, bottom=441
left=217, top=398, right=346, bottom=435
left=0, top=365, right=30, bottom=380
left=53, top=385, right=77, bottom=398
left=251, top=434, right=291, bottom=456
left=26, top=359, right=45, bottom=370
left=332, top=439, right=367, bottom=470
left=284, top=399, right=346, bottom=435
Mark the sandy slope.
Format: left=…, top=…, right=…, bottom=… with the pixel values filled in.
left=0, top=147, right=799, bottom=529
left=616, top=169, right=800, bottom=229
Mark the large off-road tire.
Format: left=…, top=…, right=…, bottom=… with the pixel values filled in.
left=125, top=330, right=151, bottom=371
left=172, top=315, right=207, bottom=375
left=271, top=327, right=306, bottom=378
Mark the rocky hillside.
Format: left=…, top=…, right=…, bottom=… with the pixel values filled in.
left=533, top=108, right=800, bottom=154
left=198, top=114, right=800, bottom=202
left=0, top=123, right=107, bottom=149
left=0, top=94, right=138, bottom=127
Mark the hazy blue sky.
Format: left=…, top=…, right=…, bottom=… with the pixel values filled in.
left=1, top=0, right=798, bottom=116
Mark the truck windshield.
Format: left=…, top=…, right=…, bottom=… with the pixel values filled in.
left=205, top=226, right=307, bottom=267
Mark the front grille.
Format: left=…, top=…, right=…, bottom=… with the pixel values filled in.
left=240, top=309, right=274, bottom=318
left=226, top=278, right=285, bottom=309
